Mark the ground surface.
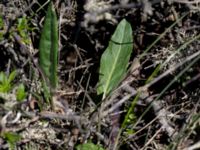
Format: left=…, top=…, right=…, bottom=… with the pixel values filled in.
left=0, top=0, right=200, bottom=150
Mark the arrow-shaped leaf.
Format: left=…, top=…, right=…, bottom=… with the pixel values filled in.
left=97, top=19, right=133, bottom=97
left=39, top=2, right=58, bottom=89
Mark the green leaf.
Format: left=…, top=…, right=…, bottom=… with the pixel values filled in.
left=17, top=17, right=27, bottom=31
left=76, top=143, right=105, bottom=150
left=42, top=81, right=51, bottom=104
left=3, top=132, right=21, bottom=150
left=0, top=16, right=4, bottom=41
left=0, top=72, right=6, bottom=83
left=17, top=17, right=31, bottom=44
left=8, top=70, right=16, bottom=83
left=39, top=2, right=58, bottom=89
left=16, top=84, right=27, bottom=101
left=0, top=83, right=10, bottom=93
left=0, top=15, right=4, bottom=29
left=97, top=19, right=133, bottom=96
left=0, top=71, right=15, bottom=93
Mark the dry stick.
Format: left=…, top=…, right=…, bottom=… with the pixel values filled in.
left=39, top=111, right=87, bottom=123
left=128, top=114, right=159, bottom=139
left=63, top=64, right=93, bottom=73
left=102, top=77, right=136, bottom=111
left=77, top=82, right=96, bottom=107
left=22, top=110, right=108, bottom=144
left=0, top=109, right=106, bottom=148
left=80, top=74, right=93, bottom=109
left=146, top=96, right=176, bottom=137
left=185, top=141, right=200, bottom=150
left=103, top=92, right=136, bottom=117
left=141, top=127, right=163, bottom=150
left=183, top=73, right=200, bottom=87
left=89, top=77, right=135, bottom=125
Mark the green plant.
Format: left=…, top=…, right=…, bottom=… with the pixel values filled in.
left=76, top=142, right=105, bottom=150
left=0, top=71, right=16, bottom=93
left=0, top=15, right=4, bottom=40
left=0, top=16, right=3, bottom=29
left=2, top=132, right=21, bottom=150
left=39, top=1, right=58, bottom=101
left=16, top=16, right=32, bottom=44
left=97, top=19, right=133, bottom=99
left=0, top=70, right=27, bottom=104
left=16, top=83, right=27, bottom=101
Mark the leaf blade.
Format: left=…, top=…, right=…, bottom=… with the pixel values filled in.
left=97, top=19, right=133, bottom=96
left=76, top=143, right=104, bottom=150
left=39, top=2, right=58, bottom=89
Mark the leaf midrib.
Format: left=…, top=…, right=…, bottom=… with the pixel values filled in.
left=103, top=25, right=125, bottom=96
